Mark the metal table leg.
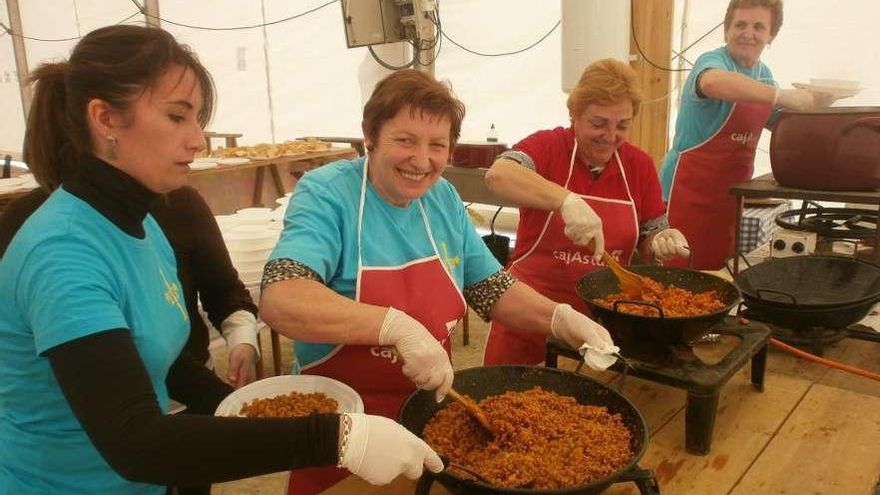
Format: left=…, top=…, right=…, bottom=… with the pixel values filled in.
left=685, top=390, right=721, bottom=455
left=750, top=343, right=768, bottom=392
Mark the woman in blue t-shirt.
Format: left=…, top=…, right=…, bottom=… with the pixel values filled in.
left=0, top=25, right=442, bottom=495
left=659, top=0, right=825, bottom=270
left=260, top=69, right=619, bottom=495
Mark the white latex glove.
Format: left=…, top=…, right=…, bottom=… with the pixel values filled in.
left=220, top=310, right=261, bottom=388
left=650, top=228, right=691, bottom=262
left=774, top=88, right=815, bottom=111
left=378, top=307, right=454, bottom=403
left=340, top=413, right=443, bottom=485
left=559, top=192, right=604, bottom=261
left=550, top=304, right=618, bottom=371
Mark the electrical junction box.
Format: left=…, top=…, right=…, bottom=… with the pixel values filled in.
left=770, top=229, right=817, bottom=258
left=341, top=0, right=435, bottom=48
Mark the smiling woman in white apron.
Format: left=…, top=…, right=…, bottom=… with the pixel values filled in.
left=483, top=58, right=691, bottom=366
left=261, top=69, right=621, bottom=495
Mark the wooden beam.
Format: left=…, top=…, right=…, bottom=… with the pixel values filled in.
left=144, top=0, right=160, bottom=28
left=6, top=0, right=32, bottom=119
left=629, top=0, right=674, bottom=169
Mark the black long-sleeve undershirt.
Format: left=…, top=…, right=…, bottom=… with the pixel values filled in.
left=47, top=329, right=339, bottom=485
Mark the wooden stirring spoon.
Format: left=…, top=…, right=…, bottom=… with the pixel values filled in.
left=600, top=250, right=645, bottom=299
left=446, top=388, right=495, bottom=435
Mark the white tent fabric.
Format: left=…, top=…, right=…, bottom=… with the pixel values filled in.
left=1, top=0, right=878, bottom=179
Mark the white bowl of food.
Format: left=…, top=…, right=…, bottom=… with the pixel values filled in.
left=215, top=375, right=364, bottom=417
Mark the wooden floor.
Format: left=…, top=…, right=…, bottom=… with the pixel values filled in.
left=212, top=309, right=880, bottom=495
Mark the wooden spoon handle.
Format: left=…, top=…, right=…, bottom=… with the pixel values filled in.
left=447, top=389, right=495, bottom=435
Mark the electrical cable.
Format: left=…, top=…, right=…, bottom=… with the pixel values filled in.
left=629, top=0, right=688, bottom=72
left=436, top=18, right=559, bottom=57
left=673, top=20, right=725, bottom=63
left=641, top=82, right=681, bottom=106
left=416, top=9, right=442, bottom=66
left=630, top=0, right=725, bottom=72
left=132, top=0, right=339, bottom=31
left=368, top=44, right=417, bottom=70
left=0, top=11, right=141, bottom=42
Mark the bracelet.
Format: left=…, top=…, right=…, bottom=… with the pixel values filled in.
left=772, top=86, right=781, bottom=106
left=336, top=413, right=352, bottom=468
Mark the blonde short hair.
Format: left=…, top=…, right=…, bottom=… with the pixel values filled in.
left=566, top=58, right=642, bottom=119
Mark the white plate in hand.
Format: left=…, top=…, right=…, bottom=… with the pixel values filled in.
left=189, top=161, right=218, bottom=170
left=214, top=375, right=364, bottom=417
left=792, top=82, right=861, bottom=99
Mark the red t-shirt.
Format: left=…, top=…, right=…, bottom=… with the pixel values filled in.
left=510, top=126, right=666, bottom=260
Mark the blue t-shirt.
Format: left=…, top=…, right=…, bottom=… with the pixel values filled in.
left=659, top=46, right=777, bottom=198
left=270, top=157, right=500, bottom=369
left=0, top=188, right=189, bottom=495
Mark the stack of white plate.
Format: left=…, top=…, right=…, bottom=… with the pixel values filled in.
left=216, top=207, right=286, bottom=286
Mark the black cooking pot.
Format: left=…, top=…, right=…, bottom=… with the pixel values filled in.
left=576, top=266, right=741, bottom=354
left=399, top=366, right=653, bottom=495
left=734, top=256, right=880, bottom=328
left=735, top=256, right=880, bottom=308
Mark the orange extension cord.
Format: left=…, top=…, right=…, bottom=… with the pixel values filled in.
left=769, top=337, right=880, bottom=382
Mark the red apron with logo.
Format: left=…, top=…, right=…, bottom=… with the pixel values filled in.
left=666, top=102, right=772, bottom=270
left=484, top=147, right=638, bottom=366
left=287, top=157, right=466, bottom=495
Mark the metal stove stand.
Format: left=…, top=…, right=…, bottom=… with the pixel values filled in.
left=545, top=318, right=771, bottom=455
left=745, top=309, right=880, bottom=356
left=729, top=173, right=880, bottom=274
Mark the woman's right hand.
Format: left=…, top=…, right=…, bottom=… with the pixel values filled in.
left=775, top=88, right=815, bottom=111
left=559, top=192, right=604, bottom=261
left=378, top=307, right=454, bottom=403
left=339, top=413, right=443, bottom=485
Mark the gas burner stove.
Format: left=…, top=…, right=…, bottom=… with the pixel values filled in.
left=546, top=317, right=771, bottom=455
left=742, top=308, right=880, bottom=356
left=775, top=201, right=878, bottom=240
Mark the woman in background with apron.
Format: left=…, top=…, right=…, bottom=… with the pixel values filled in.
left=262, top=69, right=620, bottom=495
left=660, top=0, right=821, bottom=270
left=483, top=59, right=690, bottom=366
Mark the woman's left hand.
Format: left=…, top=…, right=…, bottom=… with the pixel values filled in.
left=550, top=304, right=617, bottom=371
left=651, top=228, right=690, bottom=261
left=227, top=343, right=258, bottom=388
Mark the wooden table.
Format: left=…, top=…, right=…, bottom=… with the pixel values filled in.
left=189, top=147, right=358, bottom=208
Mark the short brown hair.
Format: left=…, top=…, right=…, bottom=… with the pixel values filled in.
left=25, top=25, right=215, bottom=191
left=724, top=0, right=783, bottom=38
left=566, top=58, right=642, bottom=119
left=362, top=69, right=465, bottom=148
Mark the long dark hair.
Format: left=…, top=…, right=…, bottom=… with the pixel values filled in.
left=24, top=25, right=215, bottom=191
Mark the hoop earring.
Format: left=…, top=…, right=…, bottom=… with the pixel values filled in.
left=106, top=134, right=118, bottom=160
